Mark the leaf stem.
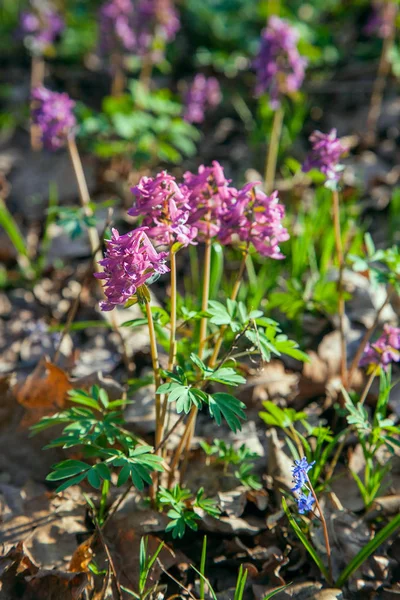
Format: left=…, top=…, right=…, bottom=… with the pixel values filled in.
left=359, top=367, right=379, bottom=406
left=265, top=104, right=284, bottom=194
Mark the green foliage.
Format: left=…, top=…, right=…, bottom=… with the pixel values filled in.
left=350, top=233, right=400, bottom=291
left=342, top=370, right=400, bottom=508
left=32, top=386, right=163, bottom=493
left=157, top=485, right=220, bottom=538
left=200, top=439, right=262, bottom=490
left=78, top=81, right=199, bottom=165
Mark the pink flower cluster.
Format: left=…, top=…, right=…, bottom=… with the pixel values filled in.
left=99, top=0, right=179, bottom=58
left=19, top=1, right=64, bottom=56
left=128, top=162, right=289, bottom=258
left=183, top=74, right=222, bottom=124
left=31, top=86, right=76, bottom=151
left=360, top=325, right=400, bottom=371
left=254, top=16, right=307, bottom=108
left=95, top=228, right=169, bottom=311
left=364, top=1, right=397, bottom=39
left=129, top=171, right=197, bottom=247
left=302, top=129, right=346, bottom=185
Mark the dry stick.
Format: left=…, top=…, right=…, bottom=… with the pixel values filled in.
left=92, top=513, right=124, bottom=600
left=307, top=476, right=333, bottom=586
left=332, top=189, right=347, bottom=389
left=366, top=20, right=396, bottom=147
left=347, top=289, right=393, bottom=388
left=264, top=105, right=284, bottom=195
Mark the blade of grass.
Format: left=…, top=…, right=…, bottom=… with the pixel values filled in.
left=335, top=513, right=400, bottom=587
left=199, top=535, right=207, bottom=600
left=282, top=497, right=330, bottom=582
left=262, top=583, right=293, bottom=599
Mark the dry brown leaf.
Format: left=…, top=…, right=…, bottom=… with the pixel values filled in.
left=69, top=536, right=94, bottom=573
left=14, top=358, right=72, bottom=426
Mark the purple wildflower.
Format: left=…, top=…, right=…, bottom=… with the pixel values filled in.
left=99, top=0, right=136, bottom=54
left=360, top=324, right=400, bottom=372
left=31, top=86, right=76, bottom=151
left=182, top=161, right=236, bottom=240
left=254, top=16, right=307, bottom=108
left=302, top=129, right=346, bottom=185
left=296, top=491, right=315, bottom=514
left=95, top=227, right=169, bottom=311
left=19, top=1, right=64, bottom=55
left=99, top=0, right=179, bottom=58
left=364, top=1, right=397, bottom=39
left=291, top=457, right=315, bottom=492
left=219, top=185, right=289, bottom=259
left=183, top=74, right=222, bottom=124
left=128, top=172, right=197, bottom=247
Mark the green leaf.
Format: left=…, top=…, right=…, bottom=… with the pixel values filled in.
left=68, top=390, right=101, bottom=411
left=262, top=583, right=293, bottom=599
left=205, top=366, right=246, bottom=387
left=282, top=498, right=330, bottom=582
left=54, top=472, right=88, bottom=493
left=336, top=513, right=400, bottom=587
left=208, top=393, right=246, bottom=433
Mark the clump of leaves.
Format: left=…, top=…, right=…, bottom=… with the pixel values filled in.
left=31, top=386, right=163, bottom=493
left=157, top=485, right=220, bottom=538
left=200, top=439, right=262, bottom=490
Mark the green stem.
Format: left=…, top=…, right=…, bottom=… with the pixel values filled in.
left=98, top=479, right=110, bottom=525
left=264, top=105, right=284, bottom=194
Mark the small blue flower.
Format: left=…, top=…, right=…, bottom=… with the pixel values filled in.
left=291, top=457, right=315, bottom=492
left=296, top=491, right=315, bottom=514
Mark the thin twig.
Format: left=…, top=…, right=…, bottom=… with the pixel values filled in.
left=92, top=512, right=124, bottom=600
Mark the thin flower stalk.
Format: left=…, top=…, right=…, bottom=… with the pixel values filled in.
left=265, top=105, right=284, bottom=194
left=208, top=243, right=249, bottom=369
left=67, top=137, right=103, bottom=268
left=359, top=366, right=380, bottom=406
left=145, top=299, right=162, bottom=450
left=307, top=475, right=333, bottom=585
left=366, top=3, right=398, bottom=145
left=332, top=188, right=347, bottom=388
